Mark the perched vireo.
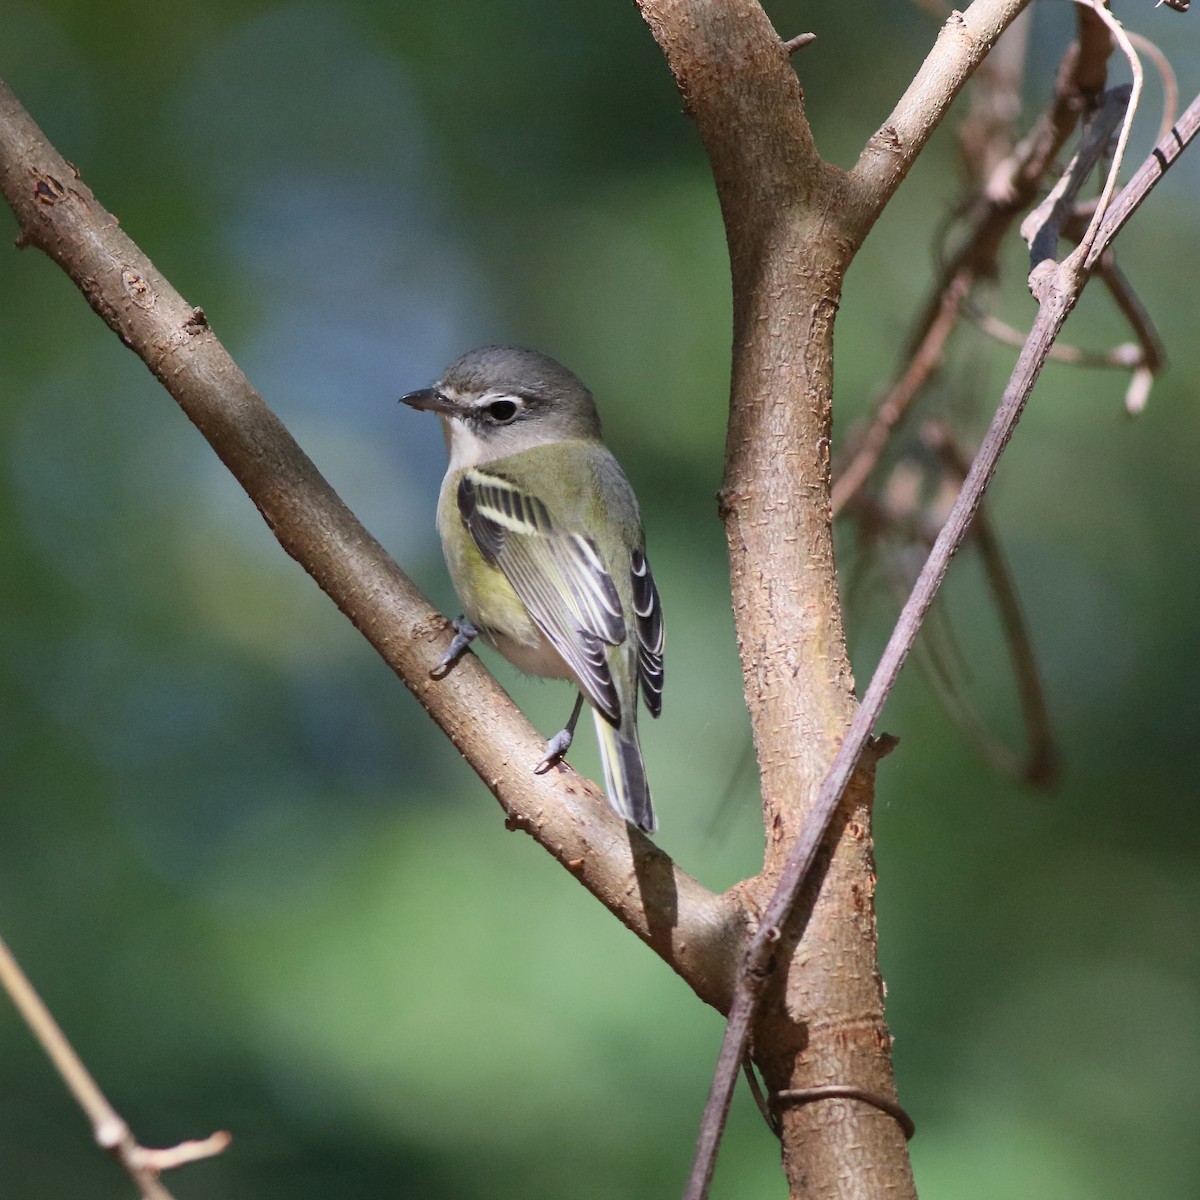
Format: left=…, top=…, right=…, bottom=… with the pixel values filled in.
left=401, top=346, right=664, bottom=833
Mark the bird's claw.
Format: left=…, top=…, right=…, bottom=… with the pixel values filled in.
left=430, top=618, right=479, bottom=679
left=534, top=727, right=574, bottom=774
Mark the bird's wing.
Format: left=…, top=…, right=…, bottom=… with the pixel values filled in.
left=630, top=547, right=664, bottom=718
left=458, top=469, right=627, bottom=724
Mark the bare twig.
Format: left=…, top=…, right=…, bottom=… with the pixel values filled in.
left=976, top=200, right=1167, bottom=409
left=1127, top=30, right=1178, bottom=141
left=1093, top=253, right=1165, bottom=412
left=922, top=422, right=1058, bottom=785
left=957, top=7, right=1031, bottom=182
left=969, top=306, right=1134, bottom=364
left=1087, top=92, right=1200, bottom=259
left=0, top=935, right=230, bottom=1199
left=782, top=32, right=816, bottom=54
left=1021, top=84, right=1132, bottom=274
left=834, top=28, right=1102, bottom=517
left=853, top=452, right=1057, bottom=786
left=831, top=269, right=971, bottom=516
left=1071, top=1, right=1144, bottom=262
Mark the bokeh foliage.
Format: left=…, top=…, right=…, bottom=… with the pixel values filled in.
left=2, top=2, right=1199, bottom=1196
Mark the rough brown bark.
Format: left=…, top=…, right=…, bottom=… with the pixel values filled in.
left=636, top=2, right=1031, bottom=1196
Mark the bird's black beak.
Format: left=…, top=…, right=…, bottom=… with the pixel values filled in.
left=400, top=386, right=460, bottom=416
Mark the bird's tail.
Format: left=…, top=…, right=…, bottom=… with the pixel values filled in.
left=593, top=710, right=656, bottom=834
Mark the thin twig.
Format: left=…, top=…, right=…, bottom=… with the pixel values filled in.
left=741, top=1057, right=781, bottom=1136
left=1127, top=30, right=1178, bottom=142
left=684, top=85, right=1200, bottom=1200
left=856, top=454, right=1057, bottom=786
left=968, top=305, right=1146, bottom=368
left=1021, top=84, right=1132, bottom=274
left=0, top=935, right=230, bottom=1199
left=782, top=32, right=816, bottom=54
left=773, top=1085, right=916, bottom=1141
left=987, top=200, right=1167, bottom=406
left=1087, top=91, right=1200, bottom=260
left=831, top=269, right=971, bottom=516
left=1092, top=253, right=1166, bottom=412
left=922, top=421, right=1058, bottom=785
left=957, top=7, right=1031, bottom=183
left=833, top=31, right=1100, bottom=517
left=1071, top=1, right=1144, bottom=263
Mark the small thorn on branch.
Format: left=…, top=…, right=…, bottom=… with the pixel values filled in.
left=783, top=32, right=816, bottom=55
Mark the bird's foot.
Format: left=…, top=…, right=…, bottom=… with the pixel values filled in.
left=534, top=727, right=575, bottom=775
left=430, top=617, right=479, bottom=679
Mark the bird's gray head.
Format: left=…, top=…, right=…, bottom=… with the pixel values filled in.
left=401, top=346, right=602, bottom=464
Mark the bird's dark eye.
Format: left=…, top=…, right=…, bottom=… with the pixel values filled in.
left=487, top=399, right=519, bottom=423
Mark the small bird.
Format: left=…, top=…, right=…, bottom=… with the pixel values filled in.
left=401, top=346, right=664, bottom=833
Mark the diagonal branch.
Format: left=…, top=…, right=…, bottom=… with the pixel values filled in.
left=848, top=0, right=1033, bottom=234
left=1088, top=90, right=1200, bottom=261
left=0, top=78, right=744, bottom=1013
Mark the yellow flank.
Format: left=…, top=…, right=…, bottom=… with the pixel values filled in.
left=437, top=468, right=540, bottom=648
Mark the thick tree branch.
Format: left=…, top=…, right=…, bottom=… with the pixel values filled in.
left=0, top=78, right=745, bottom=1014
left=634, top=4, right=923, bottom=1199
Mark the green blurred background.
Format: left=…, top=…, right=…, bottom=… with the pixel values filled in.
left=2, top=2, right=1199, bottom=1196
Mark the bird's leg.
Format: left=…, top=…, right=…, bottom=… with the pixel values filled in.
left=534, top=692, right=586, bottom=774
left=430, top=617, right=479, bottom=679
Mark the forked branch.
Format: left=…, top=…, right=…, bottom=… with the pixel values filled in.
left=683, top=43, right=1200, bottom=1200
left=0, top=936, right=230, bottom=1199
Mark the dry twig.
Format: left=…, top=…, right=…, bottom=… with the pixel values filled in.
left=0, top=936, right=230, bottom=1199
left=832, top=14, right=1107, bottom=516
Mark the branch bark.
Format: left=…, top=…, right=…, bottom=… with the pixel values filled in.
left=630, top=2, right=1045, bottom=1197
left=847, top=0, right=1034, bottom=234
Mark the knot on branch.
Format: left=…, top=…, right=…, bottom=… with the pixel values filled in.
left=32, top=170, right=67, bottom=205
left=866, top=124, right=903, bottom=158
left=122, top=268, right=154, bottom=310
